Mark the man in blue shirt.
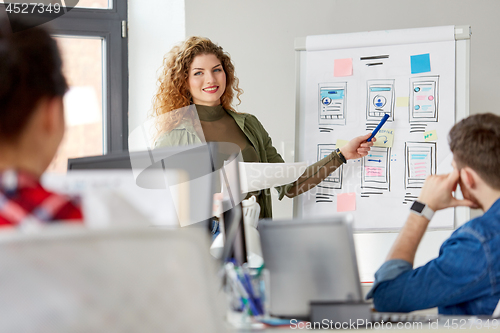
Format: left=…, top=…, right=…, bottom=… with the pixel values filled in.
left=367, top=113, right=500, bottom=315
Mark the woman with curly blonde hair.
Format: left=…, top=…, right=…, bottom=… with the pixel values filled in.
left=153, top=36, right=375, bottom=219
left=152, top=36, right=241, bottom=120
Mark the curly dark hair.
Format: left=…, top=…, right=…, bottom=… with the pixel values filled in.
left=0, top=18, right=67, bottom=142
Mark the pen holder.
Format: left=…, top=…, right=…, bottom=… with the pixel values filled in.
left=224, top=263, right=270, bottom=321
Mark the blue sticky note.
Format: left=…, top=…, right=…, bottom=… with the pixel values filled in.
left=410, top=53, right=431, bottom=74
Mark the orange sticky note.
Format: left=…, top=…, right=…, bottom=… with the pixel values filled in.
left=334, top=58, right=353, bottom=77
left=337, top=192, right=356, bottom=212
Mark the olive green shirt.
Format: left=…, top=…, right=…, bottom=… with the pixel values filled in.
left=154, top=108, right=287, bottom=218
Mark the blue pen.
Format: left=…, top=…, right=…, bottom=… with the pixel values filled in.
left=227, top=263, right=260, bottom=315
left=242, top=268, right=264, bottom=315
left=367, top=113, right=390, bottom=142
left=237, top=266, right=263, bottom=315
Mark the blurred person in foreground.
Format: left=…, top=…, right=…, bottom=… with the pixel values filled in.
left=0, top=18, right=82, bottom=227
left=367, top=113, right=500, bottom=315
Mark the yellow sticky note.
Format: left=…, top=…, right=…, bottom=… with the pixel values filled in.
left=336, top=139, right=349, bottom=149
left=396, top=97, right=409, bottom=107
left=373, top=129, right=394, bottom=148
left=424, top=130, right=438, bottom=142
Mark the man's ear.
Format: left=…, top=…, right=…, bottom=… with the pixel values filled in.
left=460, top=167, right=477, bottom=190
left=41, top=97, right=64, bottom=134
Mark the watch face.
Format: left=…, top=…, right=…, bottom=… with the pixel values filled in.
left=411, top=201, right=425, bottom=213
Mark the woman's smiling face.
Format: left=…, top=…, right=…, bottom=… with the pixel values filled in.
left=187, top=53, right=226, bottom=106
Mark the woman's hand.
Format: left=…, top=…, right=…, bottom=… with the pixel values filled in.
left=339, top=133, right=375, bottom=160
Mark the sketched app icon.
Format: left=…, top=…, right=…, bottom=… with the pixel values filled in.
left=5, top=1, right=80, bottom=32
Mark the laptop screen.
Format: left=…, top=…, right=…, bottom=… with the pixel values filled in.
left=259, top=215, right=363, bottom=318
left=219, top=152, right=248, bottom=266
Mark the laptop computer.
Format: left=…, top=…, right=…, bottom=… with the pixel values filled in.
left=259, top=216, right=495, bottom=327
left=259, top=215, right=364, bottom=319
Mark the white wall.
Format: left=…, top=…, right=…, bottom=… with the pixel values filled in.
left=128, top=0, right=185, bottom=135
left=129, top=0, right=500, bottom=219
left=183, top=0, right=500, bottom=219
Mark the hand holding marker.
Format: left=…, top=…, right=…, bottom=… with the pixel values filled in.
left=367, top=113, right=390, bottom=142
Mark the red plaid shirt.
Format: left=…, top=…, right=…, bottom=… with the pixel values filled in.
left=0, top=169, right=83, bottom=227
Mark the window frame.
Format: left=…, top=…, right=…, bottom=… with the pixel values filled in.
left=1, top=0, right=129, bottom=153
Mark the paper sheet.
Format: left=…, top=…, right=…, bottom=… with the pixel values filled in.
left=306, top=26, right=455, bottom=51
left=42, top=171, right=183, bottom=228
left=239, top=162, right=308, bottom=193
left=299, top=27, right=456, bottom=231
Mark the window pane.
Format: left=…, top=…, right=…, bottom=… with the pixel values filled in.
left=48, top=36, right=104, bottom=173
left=70, top=0, right=111, bottom=9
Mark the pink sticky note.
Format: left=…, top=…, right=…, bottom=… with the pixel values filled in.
left=337, top=192, right=356, bottom=212
left=334, top=58, right=353, bottom=77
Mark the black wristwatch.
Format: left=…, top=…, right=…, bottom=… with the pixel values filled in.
left=335, top=148, right=347, bottom=164
left=410, top=201, right=435, bottom=220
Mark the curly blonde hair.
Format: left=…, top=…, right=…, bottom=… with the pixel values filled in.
left=151, top=36, right=243, bottom=136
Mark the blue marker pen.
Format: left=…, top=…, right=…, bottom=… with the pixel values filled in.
left=367, top=113, right=390, bottom=142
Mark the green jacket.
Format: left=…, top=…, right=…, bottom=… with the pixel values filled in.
left=154, top=109, right=286, bottom=218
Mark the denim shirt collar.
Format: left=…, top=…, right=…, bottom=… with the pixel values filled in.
left=485, top=197, right=500, bottom=215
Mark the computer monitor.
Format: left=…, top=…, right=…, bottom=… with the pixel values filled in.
left=221, top=203, right=246, bottom=265
left=68, top=150, right=133, bottom=170
left=68, top=144, right=217, bottom=228
left=42, top=169, right=185, bottom=228
left=219, top=152, right=248, bottom=266
left=259, top=215, right=364, bottom=318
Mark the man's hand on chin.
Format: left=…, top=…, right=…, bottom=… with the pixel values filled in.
left=418, top=168, right=478, bottom=212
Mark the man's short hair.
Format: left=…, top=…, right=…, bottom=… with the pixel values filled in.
left=0, top=18, right=67, bottom=142
left=449, top=113, right=500, bottom=189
